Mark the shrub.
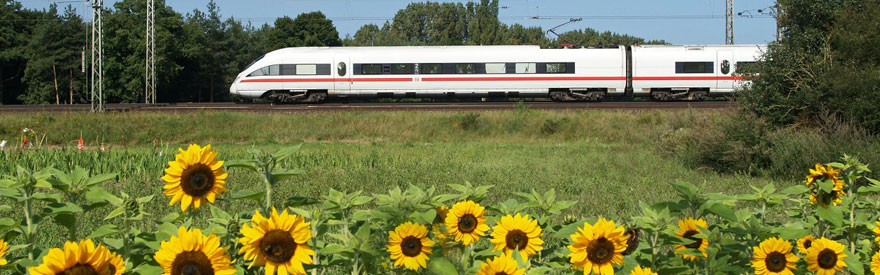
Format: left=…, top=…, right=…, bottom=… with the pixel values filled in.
left=658, top=111, right=880, bottom=178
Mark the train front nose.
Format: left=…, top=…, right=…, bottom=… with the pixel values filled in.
left=229, top=81, right=238, bottom=95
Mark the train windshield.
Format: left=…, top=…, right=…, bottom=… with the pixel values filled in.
left=243, top=54, right=265, bottom=72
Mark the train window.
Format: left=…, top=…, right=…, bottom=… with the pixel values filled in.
left=420, top=63, right=442, bottom=74
left=296, top=64, right=316, bottom=75
left=485, top=63, right=506, bottom=74
left=248, top=65, right=279, bottom=77
left=361, top=64, right=382, bottom=75
left=337, top=62, right=346, bottom=76
left=675, top=62, right=714, bottom=74
left=736, top=61, right=756, bottom=73
left=721, top=60, right=730, bottom=74
left=391, top=64, right=414, bottom=74
left=546, top=63, right=567, bottom=73
left=456, top=63, right=477, bottom=74
left=280, top=64, right=296, bottom=75
left=515, top=63, right=536, bottom=74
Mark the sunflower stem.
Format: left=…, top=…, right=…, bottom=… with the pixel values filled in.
left=847, top=188, right=855, bottom=255
left=23, top=199, right=34, bottom=260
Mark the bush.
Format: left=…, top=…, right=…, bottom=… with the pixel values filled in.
left=737, top=0, right=880, bottom=133
left=658, top=111, right=880, bottom=178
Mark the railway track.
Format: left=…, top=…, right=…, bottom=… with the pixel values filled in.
left=0, top=101, right=734, bottom=113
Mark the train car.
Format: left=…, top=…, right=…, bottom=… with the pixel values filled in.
left=229, top=44, right=764, bottom=103
left=631, top=44, right=765, bottom=100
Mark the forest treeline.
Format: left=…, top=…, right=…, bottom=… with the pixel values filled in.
left=0, top=0, right=665, bottom=104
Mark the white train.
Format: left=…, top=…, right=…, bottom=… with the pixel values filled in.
left=229, top=45, right=765, bottom=103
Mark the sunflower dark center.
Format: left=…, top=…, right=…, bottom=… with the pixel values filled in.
left=586, top=237, right=615, bottom=264
left=56, top=264, right=98, bottom=275
left=180, top=164, right=215, bottom=197
left=494, top=273, right=509, bottom=275
left=458, top=214, right=478, bottom=233
left=171, top=251, right=215, bottom=275
left=259, top=229, right=297, bottom=263
left=803, top=240, right=812, bottom=249
left=505, top=230, right=529, bottom=250
left=622, top=228, right=639, bottom=255
left=108, top=264, right=117, bottom=275
left=401, top=236, right=423, bottom=257
left=817, top=249, right=838, bottom=269
left=765, top=252, right=787, bottom=272
left=683, top=230, right=703, bottom=249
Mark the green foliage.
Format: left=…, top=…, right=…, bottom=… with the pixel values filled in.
left=659, top=111, right=880, bottom=179
left=737, top=0, right=880, bottom=133
left=269, top=11, right=341, bottom=49
left=2, top=0, right=665, bottom=104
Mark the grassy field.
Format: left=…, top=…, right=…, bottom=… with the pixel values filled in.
left=0, top=109, right=792, bottom=255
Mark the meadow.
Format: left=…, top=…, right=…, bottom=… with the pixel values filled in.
left=1, top=109, right=876, bottom=274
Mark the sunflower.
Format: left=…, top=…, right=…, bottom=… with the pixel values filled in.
left=162, top=144, right=228, bottom=212
left=630, top=265, right=658, bottom=275
left=0, top=239, right=6, bottom=266
left=29, top=239, right=118, bottom=275
left=106, top=250, right=126, bottom=275
left=567, top=218, right=629, bottom=275
left=239, top=207, right=315, bottom=275
left=805, top=164, right=846, bottom=207
left=805, top=164, right=841, bottom=187
left=751, top=237, right=799, bottom=275
left=434, top=206, right=449, bottom=224
left=675, top=217, right=709, bottom=262
left=445, top=200, right=490, bottom=246
left=475, top=255, right=525, bottom=275
left=809, top=188, right=846, bottom=207
left=871, top=251, right=880, bottom=275
left=797, top=235, right=814, bottom=254
left=154, top=226, right=236, bottom=275
left=622, top=228, right=640, bottom=256
left=387, top=222, right=434, bottom=270
left=804, top=237, right=846, bottom=275
left=874, top=220, right=880, bottom=246
left=491, top=213, right=544, bottom=261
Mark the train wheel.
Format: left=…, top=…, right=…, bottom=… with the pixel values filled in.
left=650, top=91, right=671, bottom=101
left=305, top=92, right=327, bottom=103
left=549, top=91, right=571, bottom=102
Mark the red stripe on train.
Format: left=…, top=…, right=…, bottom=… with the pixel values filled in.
left=240, top=76, right=743, bottom=83
left=241, top=78, right=412, bottom=83
left=421, top=76, right=626, bottom=81
left=633, top=76, right=744, bottom=81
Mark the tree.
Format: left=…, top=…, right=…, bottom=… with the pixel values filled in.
left=19, top=5, right=87, bottom=104
left=268, top=12, right=341, bottom=49
left=737, top=0, right=880, bottom=133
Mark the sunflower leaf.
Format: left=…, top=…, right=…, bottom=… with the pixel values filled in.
left=427, top=257, right=457, bottom=275
left=815, top=204, right=843, bottom=227
left=843, top=250, right=863, bottom=275
left=781, top=185, right=809, bottom=195
left=270, top=143, right=302, bottom=162
left=229, top=190, right=265, bottom=202
left=818, top=180, right=835, bottom=193
left=88, top=224, right=122, bottom=239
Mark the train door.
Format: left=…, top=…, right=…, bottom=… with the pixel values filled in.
left=716, top=51, right=734, bottom=92
left=333, top=56, right=351, bottom=94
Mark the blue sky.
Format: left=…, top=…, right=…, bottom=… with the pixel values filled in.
left=22, top=0, right=778, bottom=45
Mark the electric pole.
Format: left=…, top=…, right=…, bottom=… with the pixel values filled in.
left=90, top=0, right=104, bottom=112
left=726, top=0, right=734, bottom=44
left=145, top=0, right=156, bottom=104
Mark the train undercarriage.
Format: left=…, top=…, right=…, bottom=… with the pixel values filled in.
left=263, top=88, right=716, bottom=104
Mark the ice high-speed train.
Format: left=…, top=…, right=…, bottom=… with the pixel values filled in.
left=229, top=45, right=764, bottom=103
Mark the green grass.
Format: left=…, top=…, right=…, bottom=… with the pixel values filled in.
left=0, top=109, right=792, bottom=251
